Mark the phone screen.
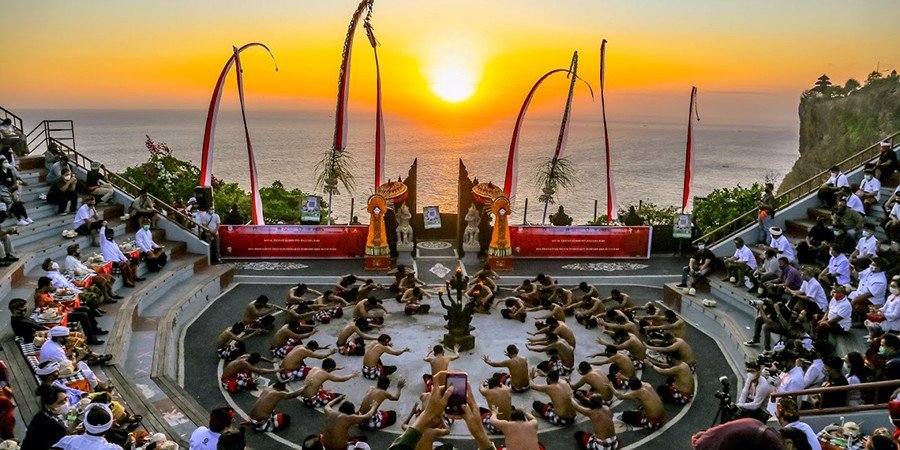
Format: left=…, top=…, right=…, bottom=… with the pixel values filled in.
left=444, top=372, right=467, bottom=416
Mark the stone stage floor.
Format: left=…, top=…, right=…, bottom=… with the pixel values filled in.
left=183, top=257, right=733, bottom=449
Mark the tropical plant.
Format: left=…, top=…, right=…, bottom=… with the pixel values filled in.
left=585, top=201, right=679, bottom=226
left=315, top=149, right=356, bottom=197
left=534, top=156, right=576, bottom=206
left=692, top=183, right=765, bottom=235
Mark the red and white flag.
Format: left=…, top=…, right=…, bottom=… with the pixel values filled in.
left=599, top=40, right=618, bottom=222
left=365, top=20, right=386, bottom=188
left=333, top=0, right=373, bottom=154
left=232, top=46, right=265, bottom=225
left=199, top=43, right=277, bottom=188
left=682, top=86, right=700, bottom=212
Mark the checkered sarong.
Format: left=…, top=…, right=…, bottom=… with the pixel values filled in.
left=25, top=355, right=88, bottom=386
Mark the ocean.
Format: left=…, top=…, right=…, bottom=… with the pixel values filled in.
left=17, top=108, right=800, bottom=224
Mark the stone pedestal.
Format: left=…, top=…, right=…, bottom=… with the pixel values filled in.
left=396, top=243, right=415, bottom=266
left=364, top=255, right=391, bottom=271
left=443, top=329, right=476, bottom=351
left=487, top=256, right=514, bottom=271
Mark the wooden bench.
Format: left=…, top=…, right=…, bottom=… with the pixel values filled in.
left=105, top=365, right=189, bottom=447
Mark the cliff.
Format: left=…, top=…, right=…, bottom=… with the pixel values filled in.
left=778, top=73, right=900, bottom=193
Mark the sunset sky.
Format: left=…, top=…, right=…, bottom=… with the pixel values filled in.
left=5, top=0, right=899, bottom=126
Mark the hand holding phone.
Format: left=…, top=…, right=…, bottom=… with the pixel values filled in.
left=444, top=372, right=467, bottom=417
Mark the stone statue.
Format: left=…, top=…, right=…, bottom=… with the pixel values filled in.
left=549, top=205, right=573, bottom=226
left=438, top=268, right=476, bottom=350
left=395, top=202, right=414, bottom=252
left=462, top=203, right=481, bottom=251
left=488, top=196, right=512, bottom=257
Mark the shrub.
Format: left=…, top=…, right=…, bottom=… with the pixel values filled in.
left=692, top=183, right=765, bottom=235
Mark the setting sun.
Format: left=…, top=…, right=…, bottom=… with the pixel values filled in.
left=429, top=65, right=477, bottom=103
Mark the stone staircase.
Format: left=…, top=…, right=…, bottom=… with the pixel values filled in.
left=0, top=155, right=234, bottom=446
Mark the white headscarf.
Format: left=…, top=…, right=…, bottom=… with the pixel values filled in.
left=82, top=403, right=114, bottom=435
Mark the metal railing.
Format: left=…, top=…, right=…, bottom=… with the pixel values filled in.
left=26, top=120, right=76, bottom=154
left=770, top=378, right=900, bottom=416
left=695, top=131, right=900, bottom=246
left=49, top=137, right=212, bottom=240
left=0, top=106, right=23, bottom=133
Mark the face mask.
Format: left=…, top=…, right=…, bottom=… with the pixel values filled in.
left=52, top=403, right=69, bottom=416
left=864, top=231, right=873, bottom=238
left=866, top=175, right=873, bottom=181
left=142, top=225, right=150, bottom=230
left=892, top=286, right=900, bottom=296
left=698, top=245, right=705, bottom=250
left=879, top=345, right=888, bottom=356
left=843, top=362, right=851, bottom=373
left=63, top=175, right=72, bottom=181
left=51, top=262, right=59, bottom=271
left=1, top=163, right=9, bottom=170
left=106, top=235, right=114, bottom=241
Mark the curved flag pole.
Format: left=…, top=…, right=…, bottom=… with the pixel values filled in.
left=599, top=40, right=618, bottom=222
left=681, top=86, right=700, bottom=213
left=232, top=47, right=265, bottom=225
left=364, top=12, right=386, bottom=189
left=502, top=67, right=593, bottom=204
left=199, top=43, right=278, bottom=189
left=326, top=0, right=375, bottom=224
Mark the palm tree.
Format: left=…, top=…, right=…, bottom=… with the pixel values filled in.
left=535, top=156, right=577, bottom=223
left=315, top=149, right=355, bottom=224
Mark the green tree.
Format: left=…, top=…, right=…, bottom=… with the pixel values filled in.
left=692, top=183, right=765, bottom=235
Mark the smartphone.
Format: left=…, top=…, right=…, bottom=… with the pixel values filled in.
left=444, top=372, right=468, bottom=416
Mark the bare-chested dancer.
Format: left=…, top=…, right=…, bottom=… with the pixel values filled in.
left=500, top=297, right=528, bottom=322
left=248, top=382, right=305, bottom=432
left=299, top=359, right=357, bottom=408
left=530, top=370, right=576, bottom=426
left=483, top=345, right=531, bottom=392
left=478, top=377, right=512, bottom=435
left=353, top=297, right=386, bottom=325
left=645, top=333, right=695, bottom=369
left=601, top=289, right=633, bottom=311
left=278, top=341, right=337, bottom=382
left=528, top=333, right=574, bottom=377
left=357, top=377, right=406, bottom=430
left=220, top=353, right=278, bottom=394
left=646, top=358, right=694, bottom=405
left=613, top=378, right=666, bottom=430
left=572, top=395, right=618, bottom=450
left=422, top=344, right=459, bottom=392
left=363, top=334, right=410, bottom=380
left=287, top=283, right=322, bottom=306
left=336, top=318, right=380, bottom=356
left=321, top=395, right=376, bottom=450
left=215, top=322, right=261, bottom=360
left=528, top=317, right=576, bottom=348
left=270, top=320, right=317, bottom=359
left=645, top=310, right=687, bottom=339
left=570, top=361, right=613, bottom=404
left=588, top=346, right=637, bottom=390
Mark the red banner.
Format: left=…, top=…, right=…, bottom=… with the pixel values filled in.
left=220, top=225, right=369, bottom=259
left=509, top=226, right=652, bottom=259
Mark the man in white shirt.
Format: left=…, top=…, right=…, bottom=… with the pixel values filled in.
left=41, top=258, right=81, bottom=294
left=189, top=407, right=235, bottom=450
left=842, top=186, right=866, bottom=215
left=818, top=165, right=850, bottom=208
left=99, top=224, right=142, bottom=287
left=723, top=237, right=757, bottom=286
left=196, top=206, right=222, bottom=264
left=39, top=326, right=107, bottom=390
left=776, top=397, right=822, bottom=450
left=850, top=223, right=879, bottom=269
left=136, top=218, right=167, bottom=271
left=767, top=227, right=796, bottom=263
left=65, top=244, right=122, bottom=303
left=850, top=257, right=888, bottom=322
left=53, top=403, right=123, bottom=450
left=817, top=285, right=852, bottom=340
left=73, top=196, right=103, bottom=237
left=819, top=244, right=852, bottom=291
left=779, top=359, right=807, bottom=394
left=736, top=361, right=774, bottom=422
left=858, top=169, right=882, bottom=210
left=787, top=268, right=829, bottom=316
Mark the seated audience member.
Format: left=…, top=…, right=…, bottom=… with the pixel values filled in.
left=85, top=161, right=115, bottom=204
left=817, top=285, right=852, bottom=341
left=818, top=356, right=849, bottom=408
left=767, top=227, right=796, bottom=263
left=850, top=223, right=879, bottom=269
left=749, top=249, right=780, bottom=293
left=866, top=275, right=900, bottom=340
left=0, top=155, right=32, bottom=225
left=735, top=361, right=774, bottom=422
left=52, top=403, right=119, bottom=449
left=189, top=406, right=235, bottom=450
left=842, top=185, right=867, bottom=216
left=884, top=197, right=900, bottom=242
left=99, top=224, right=141, bottom=287
left=875, top=141, right=897, bottom=181
left=678, top=239, right=715, bottom=290
left=130, top=187, right=159, bottom=228
left=775, top=396, right=821, bottom=450
left=65, top=244, right=121, bottom=304
left=796, top=218, right=834, bottom=264
left=47, top=167, right=78, bottom=215
left=849, top=257, right=888, bottom=324
left=0, top=118, right=27, bottom=156
left=135, top=218, right=167, bottom=271
left=858, top=169, right=882, bottom=210
left=0, top=223, right=18, bottom=266
left=832, top=196, right=864, bottom=238
left=723, top=238, right=757, bottom=286
left=818, top=165, right=850, bottom=208
left=21, top=385, right=70, bottom=449
left=39, top=326, right=108, bottom=389
left=73, top=196, right=104, bottom=237
left=818, top=244, right=852, bottom=291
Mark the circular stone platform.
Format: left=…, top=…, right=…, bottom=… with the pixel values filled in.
left=183, top=283, right=732, bottom=449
